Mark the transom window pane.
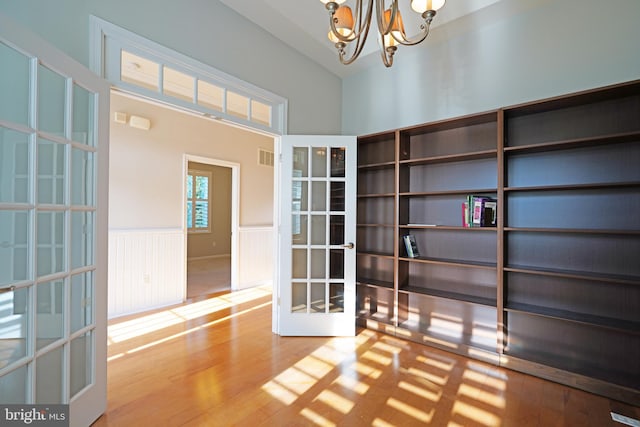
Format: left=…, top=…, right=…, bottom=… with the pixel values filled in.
left=121, top=50, right=159, bottom=91
left=197, top=80, right=224, bottom=112
left=227, top=91, right=249, bottom=120
left=163, top=66, right=194, bottom=102
left=251, top=100, right=271, bottom=127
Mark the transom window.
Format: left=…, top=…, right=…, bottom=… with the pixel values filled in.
left=90, top=16, right=287, bottom=135
left=186, top=170, right=211, bottom=233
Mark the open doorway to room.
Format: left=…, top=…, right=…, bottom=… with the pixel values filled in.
left=185, top=160, right=232, bottom=298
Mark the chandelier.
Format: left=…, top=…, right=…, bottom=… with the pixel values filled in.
left=320, top=0, right=445, bottom=67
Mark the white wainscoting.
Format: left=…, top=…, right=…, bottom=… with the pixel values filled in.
left=237, top=226, right=274, bottom=290
left=108, top=228, right=185, bottom=318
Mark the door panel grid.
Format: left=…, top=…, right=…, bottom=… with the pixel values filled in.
left=0, top=26, right=105, bottom=418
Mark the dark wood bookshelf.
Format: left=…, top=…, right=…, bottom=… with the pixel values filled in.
left=355, top=78, right=640, bottom=405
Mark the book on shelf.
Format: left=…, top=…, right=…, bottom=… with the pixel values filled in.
left=403, top=235, right=420, bottom=258
left=465, top=195, right=497, bottom=227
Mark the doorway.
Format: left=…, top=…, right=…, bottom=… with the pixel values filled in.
left=186, top=160, right=233, bottom=298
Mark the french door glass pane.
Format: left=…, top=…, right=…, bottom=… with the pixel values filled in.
left=71, top=211, right=94, bottom=269
left=35, top=346, right=63, bottom=403
left=72, top=83, right=94, bottom=145
left=0, top=127, right=30, bottom=204
left=310, top=282, right=325, bottom=313
left=0, top=42, right=30, bottom=125
left=329, top=283, right=345, bottom=312
left=71, top=148, right=94, bottom=206
left=312, top=147, right=327, bottom=177
left=311, top=215, right=326, bottom=245
left=38, top=64, right=66, bottom=137
left=330, top=215, right=344, bottom=245
left=37, top=211, right=65, bottom=277
left=330, top=249, right=344, bottom=279
left=331, top=147, right=346, bottom=177
left=0, top=210, right=30, bottom=286
left=36, top=280, right=64, bottom=350
left=0, top=365, right=28, bottom=404
left=293, top=147, right=308, bottom=177
left=292, top=214, right=307, bottom=245
left=0, top=286, right=29, bottom=366
left=292, top=249, right=307, bottom=279
left=292, top=282, right=307, bottom=313
left=292, top=181, right=307, bottom=211
left=330, top=182, right=345, bottom=211
left=70, top=331, right=93, bottom=397
left=37, top=138, right=65, bottom=205
left=311, top=181, right=326, bottom=211
left=71, top=271, right=93, bottom=333
left=310, top=249, right=325, bottom=279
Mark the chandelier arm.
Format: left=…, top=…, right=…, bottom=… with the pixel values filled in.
left=327, top=0, right=370, bottom=43
left=392, top=22, right=430, bottom=46
left=393, top=10, right=437, bottom=46
left=338, top=0, right=374, bottom=65
left=375, top=0, right=396, bottom=36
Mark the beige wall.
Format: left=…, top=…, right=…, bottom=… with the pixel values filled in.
left=109, top=92, right=274, bottom=230
left=186, top=162, right=232, bottom=259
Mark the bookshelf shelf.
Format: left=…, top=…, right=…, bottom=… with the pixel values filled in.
left=504, top=265, right=640, bottom=286
left=400, top=188, right=497, bottom=197
left=504, top=181, right=640, bottom=192
left=504, top=130, right=640, bottom=154
left=505, top=302, right=640, bottom=335
left=399, top=286, right=496, bottom=307
left=400, top=256, right=497, bottom=270
left=399, top=149, right=497, bottom=166
left=357, top=278, right=394, bottom=290
left=355, top=79, right=640, bottom=405
left=504, top=227, right=640, bottom=235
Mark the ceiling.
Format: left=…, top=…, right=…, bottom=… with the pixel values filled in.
left=219, top=0, right=504, bottom=78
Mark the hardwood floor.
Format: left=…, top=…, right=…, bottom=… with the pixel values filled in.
left=94, top=286, right=639, bottom=426
left=187, top=256, right=231, bottom=298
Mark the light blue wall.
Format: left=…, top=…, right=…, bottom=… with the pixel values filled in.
left=0, top=0, right=342, bottom=135
left=342, top=0, right=640, bottom=135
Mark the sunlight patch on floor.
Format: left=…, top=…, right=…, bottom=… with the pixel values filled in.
left=108, top=286, right=271, bottom=344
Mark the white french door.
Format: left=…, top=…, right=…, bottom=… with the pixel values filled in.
left=277, top=135, right=357, bottom=336
left=0, top=13, right=109, bottom=426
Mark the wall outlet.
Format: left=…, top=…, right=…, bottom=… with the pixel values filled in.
left=143, top=274, right=150, bottom=284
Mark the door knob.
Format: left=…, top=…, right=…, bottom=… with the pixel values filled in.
left=342, top=242, right=355, bottom=249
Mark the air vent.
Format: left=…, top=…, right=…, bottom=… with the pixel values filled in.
left=258, top=148, right=274, bottom=167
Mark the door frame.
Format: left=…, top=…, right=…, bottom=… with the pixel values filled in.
left=183, top=154, right=240, bottom=293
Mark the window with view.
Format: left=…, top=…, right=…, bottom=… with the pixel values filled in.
left=187, top=170, right=211, bottom=232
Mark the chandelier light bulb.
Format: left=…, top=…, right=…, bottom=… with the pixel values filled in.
left=411, top=0, right=446, bottom=14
